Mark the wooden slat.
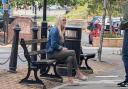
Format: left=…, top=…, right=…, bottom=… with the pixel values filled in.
left=35, top=59, right=56, bottom=64
left=80, top=53, right=95, bottom=57
left=24, top=38, right=47, bottom=45
left=29, top=49, right=47, bottom=55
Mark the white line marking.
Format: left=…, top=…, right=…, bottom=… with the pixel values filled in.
left=51, top=84, right=68, bottom=89
left=51, top=79, right=122, bottom=89
left=95, top=75, right=119, bottom=78
left=79, top=80, right=122, bottom=84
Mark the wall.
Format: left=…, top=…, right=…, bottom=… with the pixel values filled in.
left=93, top=37, right=123, bottom=47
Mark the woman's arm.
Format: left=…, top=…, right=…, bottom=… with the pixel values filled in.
left=50, top=29, right=63, bottom=51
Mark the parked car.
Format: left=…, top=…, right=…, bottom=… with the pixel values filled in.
left=112, top=17, right=121, bottom=30
left=87, top=16, right=102, bottom=45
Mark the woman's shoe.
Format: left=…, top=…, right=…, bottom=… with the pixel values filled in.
left=67, top=82, right=79, bottom=86
left=67, top=79, right=79, bottom=86
left=75, top=75, right=88, bottom=81
left=76, top=69, right=88, bottom=81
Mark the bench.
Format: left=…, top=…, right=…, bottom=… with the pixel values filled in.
left=79, top=49, right=95, bottom=73
left=54, top=49, right=95, bottom=76
left=19, top=38, right=63, bottom=86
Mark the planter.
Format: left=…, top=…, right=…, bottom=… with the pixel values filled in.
left=93, top=37, right=123, bottom=47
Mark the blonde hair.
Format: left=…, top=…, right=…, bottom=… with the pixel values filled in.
left=55, top=15, right=66, bottom=40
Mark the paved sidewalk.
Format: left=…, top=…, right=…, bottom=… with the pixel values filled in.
left=0, top=59, right=118, bottom=89
left=0, top=45, right=123, bottom=89
left=52, top=54, right=123, bottom=89
left=55, top=49, right=123, bottom=89
left=0, top=69, right=62, bottom=89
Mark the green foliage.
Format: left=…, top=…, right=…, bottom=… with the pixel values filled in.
left=87, top=0, right=103, bottom=16
left=47, top=16, right=56, bottom=22
left=87, top=0, right=122, bottom=17
left=104, top=32, right=122, bottom=38
left=0, top=0, right=122, bottom=19
left=47, top=0, right=87, bottom=7
left=4, top=0, right=88, bottom=8
left=66, top=5, right=88, bottom=19
left=36, top=16, right=56, bottom=25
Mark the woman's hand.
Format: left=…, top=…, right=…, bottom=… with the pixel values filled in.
left=63, top=47, right=68, bottom=50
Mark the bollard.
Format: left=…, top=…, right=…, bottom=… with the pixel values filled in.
left=9, top=24, right=21, bottom=73
left=31, top=25, right=38, bottom=61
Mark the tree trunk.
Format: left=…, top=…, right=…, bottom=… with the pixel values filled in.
left=98, top=0, right=107, bottom=61
left=108, top=0, right=113, bottom=35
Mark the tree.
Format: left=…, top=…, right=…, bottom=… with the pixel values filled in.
left=47, top=0, right=87, bottom=6
left=5, top=0, right=88, bottom=8
left=107, top=0, right=113, bottom=34
left=87, top=0, right=122, bottom=16
left=98, top=0, right=107, bottom=61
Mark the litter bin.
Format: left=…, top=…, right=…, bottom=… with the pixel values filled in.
left=64, top=26, right=82, bottom=64
left=57, top=26, right=82, bottom=76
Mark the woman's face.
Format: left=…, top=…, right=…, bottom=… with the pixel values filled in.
left=60, top=17, right=66, bottom=28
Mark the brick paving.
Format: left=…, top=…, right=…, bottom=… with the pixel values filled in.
left=0, top=57, right=118, bottom=89
left=0, top=69, right=62, bottom=89
left=0, top=40, right=122, bottom=89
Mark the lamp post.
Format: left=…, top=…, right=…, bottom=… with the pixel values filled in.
left=32, top=1, right=37, bottom=26
left=42, top=0, right=47, bottom=22
left=40, top=0, right=47, bottom=75
left=2, top=0, right=9, bottom=44
left=34, top=3, right=37, bottom=22
left=41, top=0, right=47, bottom=58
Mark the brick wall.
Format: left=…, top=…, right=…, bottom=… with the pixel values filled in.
left=9, top=16, right=34, bottom=41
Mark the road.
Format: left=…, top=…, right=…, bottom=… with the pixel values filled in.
left=12, top=8, right=66, bottom=17
left=0, top=46, right=26, bottom=69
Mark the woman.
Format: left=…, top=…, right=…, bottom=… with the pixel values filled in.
left=46, top=16, right=87, bottom=85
